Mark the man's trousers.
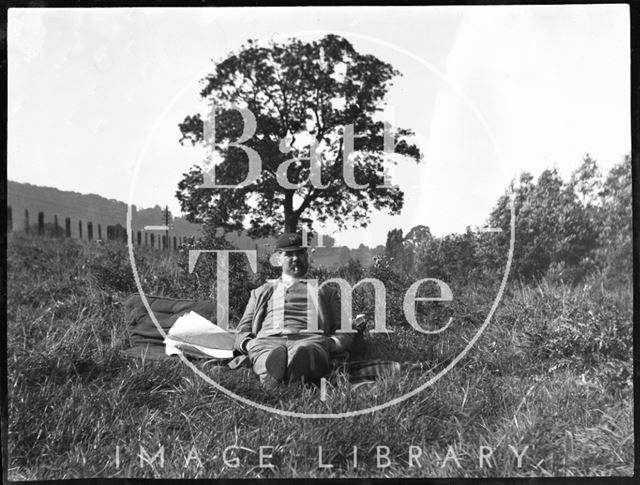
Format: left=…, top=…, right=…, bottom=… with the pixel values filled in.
left=247, top=334, right=331, bottom=383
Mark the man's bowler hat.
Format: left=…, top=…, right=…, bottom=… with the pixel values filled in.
left=275, top=232, right=305, bottom=252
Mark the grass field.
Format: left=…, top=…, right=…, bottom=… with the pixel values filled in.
left=6, top=233, right=634, bottom=479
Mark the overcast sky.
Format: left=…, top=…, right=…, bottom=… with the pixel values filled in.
left=8, top=5, right=630, bottom=248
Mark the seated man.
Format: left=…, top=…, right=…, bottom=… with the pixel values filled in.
left=234, top=232, right=354, bottom=386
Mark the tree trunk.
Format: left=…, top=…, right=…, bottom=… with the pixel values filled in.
left=283, top=191, right=298, bottom=233
left=284, top=216, right=298, bottom=233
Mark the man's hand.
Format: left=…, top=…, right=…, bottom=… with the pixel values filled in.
left=325, top=336, right=344, bottom=353
left=354, top=314, right=367, bottom=332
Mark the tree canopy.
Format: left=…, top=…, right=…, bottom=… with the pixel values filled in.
left=372, top=153, right=632, bottom=286
left=176, top=34, right=422, bottom=237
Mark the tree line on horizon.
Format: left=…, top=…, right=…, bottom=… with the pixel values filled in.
left=381, top=154, right=632, bottom=287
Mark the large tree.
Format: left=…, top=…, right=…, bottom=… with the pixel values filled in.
left=483, top=168, right=599, bottom=280
left=176, top=34, right=421, bottom=237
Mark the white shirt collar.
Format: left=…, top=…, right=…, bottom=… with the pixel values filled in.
left=281, top=273, right=297, bottom=288
left=267, top=273, right=305, bottom=289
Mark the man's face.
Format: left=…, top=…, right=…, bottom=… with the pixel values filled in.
left=281, top=249, right=309, bottom=278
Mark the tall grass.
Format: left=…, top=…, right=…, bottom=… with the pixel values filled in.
left=6, top=233, right=633, bottom=479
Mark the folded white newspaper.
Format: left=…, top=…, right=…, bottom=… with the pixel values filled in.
left=164, top=311, right=235, bottom=359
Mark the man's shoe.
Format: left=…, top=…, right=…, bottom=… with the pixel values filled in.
left=264, top=346, right=287, bottom=381
left=260, top=373, right=285, bottom=391
left=287, top=348, right=313, bottom=383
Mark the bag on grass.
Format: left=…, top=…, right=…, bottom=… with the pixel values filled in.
left=123, top=293, right=230, bottom=361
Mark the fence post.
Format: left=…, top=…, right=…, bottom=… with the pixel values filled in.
left=78, top=220, right=83, bottom=240
left=38, top=212, right=44, bottom=236
left=65, top=218, right=71, bottom=237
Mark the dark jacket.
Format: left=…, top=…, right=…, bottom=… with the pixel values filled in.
left=233, top=279, right=355, bottom=354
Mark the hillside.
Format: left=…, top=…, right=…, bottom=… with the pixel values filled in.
left=7, top=180, right=202, bottom=244
left=6, top=181, right=386, bottom=265
left=6, top=232, right=633, bottom=479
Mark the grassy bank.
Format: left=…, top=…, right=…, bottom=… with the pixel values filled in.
left=6, top=233, right=633, bottom=479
